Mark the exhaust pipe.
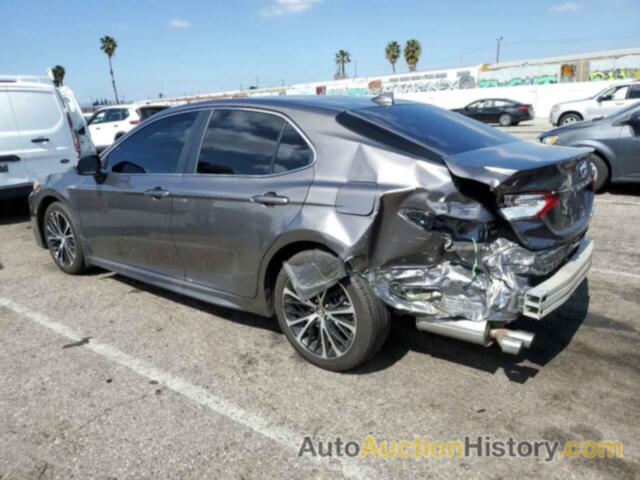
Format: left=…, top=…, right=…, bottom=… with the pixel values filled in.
left=416, top=318, right=534, bottom=355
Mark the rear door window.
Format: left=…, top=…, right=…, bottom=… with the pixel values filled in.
left=197, top=109, right=284, bottom=175
left=105, top=108, right=129, bottom=122
left=139, top=107, right=167, bottom=120
left=627, top=85, right=640, bottom=99
left=106, top=112, right=198, bottom=174
left=273, top=124, right=313, bottom=173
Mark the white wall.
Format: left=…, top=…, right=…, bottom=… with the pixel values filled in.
left=398, top=81, right=622, bottom=119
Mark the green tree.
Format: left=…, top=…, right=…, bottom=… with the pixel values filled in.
left=334, top=50, right=351, bottom=80
left=385, top=41, right=401, bottom=74
left=100, top=36, right=120, bottom=103
left=404, top=39, right=422, bottom=72
left=51, top=65, right=65, bottom=87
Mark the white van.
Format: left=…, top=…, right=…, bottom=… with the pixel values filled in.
left=0, top=76, right=80, bottom=199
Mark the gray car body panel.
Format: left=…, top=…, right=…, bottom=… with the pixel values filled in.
left=541, top=102, right=640, bottom=183
left=30, top=96, right=593, bottom=322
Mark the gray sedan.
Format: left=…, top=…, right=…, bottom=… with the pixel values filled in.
left=29, top=96, right=594, bottom=371
left=540, top=102, right=640, bottom=191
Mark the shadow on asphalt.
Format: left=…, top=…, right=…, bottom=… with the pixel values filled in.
left=110, top=269, right=591, bottom=384
left=0, top=196, right=30, bottom=225
left=604, top=183, right=640, bottom=196
left=352, top=281, right=590, bottom=383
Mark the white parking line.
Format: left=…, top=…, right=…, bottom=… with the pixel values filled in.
left=0, top=297, right=376, bottom=480
left=591, top=268, right=640, bottom=281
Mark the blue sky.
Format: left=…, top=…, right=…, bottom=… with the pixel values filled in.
left=1, top=0, right=640, bottom=104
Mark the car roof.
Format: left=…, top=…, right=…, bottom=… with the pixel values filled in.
left=168, top=95, right=414, bottom=116
left=0, top=78, right=56, bottom=91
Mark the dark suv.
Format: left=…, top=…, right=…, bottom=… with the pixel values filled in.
left=30, top=96, right=594, bottom=371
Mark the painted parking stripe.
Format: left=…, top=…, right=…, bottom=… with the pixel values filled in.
left=0, top=297, right=377, bottom=480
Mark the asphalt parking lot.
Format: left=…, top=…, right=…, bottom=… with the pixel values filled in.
left=1, top=121, right=639, bottom=479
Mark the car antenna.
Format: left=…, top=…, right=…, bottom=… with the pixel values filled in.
left=372, top=92, right=394, bottom=107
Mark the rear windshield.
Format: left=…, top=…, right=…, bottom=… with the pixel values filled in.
left=348, top=103, right=515, bottom=156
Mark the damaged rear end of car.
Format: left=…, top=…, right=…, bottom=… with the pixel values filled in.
left=284, top=100, right=594, bottom=357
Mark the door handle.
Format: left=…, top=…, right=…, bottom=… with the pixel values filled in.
left=144, top=187, right=171, bottom=199
left=252, top=192, right=289, bottom=206
left=31, top=137, right=50, bottom=143
left=60, top=159, right=69, bottom=164
left=0, top=155, right=21, bottom=162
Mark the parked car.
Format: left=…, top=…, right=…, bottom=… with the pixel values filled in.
left=549, top=80, right=640, bottom=126
left=451, top=98, right=534, bottom=126
left=30, top=96, right=594, bottom=371
left=540, top=101, right=640, bottom=191
left=0, top=76, right=80, bottom=199
left=58, top=86, right=96, bottom=157
left=87, top=103, right=168, bottom=150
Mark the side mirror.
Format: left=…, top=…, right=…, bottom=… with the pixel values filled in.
left=613, top=111, right=640, bottom=128
left=629, top=111, right=640, bottom=126
left=77, top=126, right=86, bottom=135
left=77, top=155, right=102, bottom=176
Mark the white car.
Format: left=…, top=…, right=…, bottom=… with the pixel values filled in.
left=87, top=104, right=168, bottom=150
left=549, top=80, right=640, bottom=126
left=0, top=76, right=80, bottom=199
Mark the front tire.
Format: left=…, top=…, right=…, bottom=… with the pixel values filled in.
left=44, top=202, right=88, bottom=275
left=559, top=112, right=583, bottom=126
left=499, top=113, right=513, bottom=127
left=588, top=154, right=609, bottom=192
left=274, top=250, right=390, bottom=371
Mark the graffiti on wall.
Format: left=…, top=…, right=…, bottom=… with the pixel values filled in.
left=587, top=55, right=640, bottom=81
left=478, top=64, right=559, bottom=88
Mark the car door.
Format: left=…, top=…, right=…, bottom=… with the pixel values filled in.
left=592, top=85, right=632, bottom=118
left=473, top=100, right=493, bottom=122
left=0, top=87, right=29, bottom=190
left=88, top=108, right=129, bottom=148
left=171, top=108, right=315, bottom=298
left=72, top=110, right=200, bottom=277
left=615, top=105, right=640, bottom=179
left=465, top=100, right=485, bottom=120
left=7, top=86, right=75, bottom=181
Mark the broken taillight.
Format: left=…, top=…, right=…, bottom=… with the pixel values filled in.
left=499, top=192, right=559, bottom=221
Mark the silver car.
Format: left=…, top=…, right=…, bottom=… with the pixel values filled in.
left=30, top=95, right=594, bottom=371
left=550, top=81, right=640, bottom=126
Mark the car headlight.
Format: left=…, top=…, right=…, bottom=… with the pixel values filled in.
left=542, top=135, right=558, bottom=145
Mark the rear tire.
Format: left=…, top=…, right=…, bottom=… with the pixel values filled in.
left=588, top=154, right=609, bottom=192
left=499, top=113, right=513, bottom=127
left=559, top=112, right=583, bottom=126
left=274, top=250, right=390, bottom=372
left=43, top=202, right=88, bottom=275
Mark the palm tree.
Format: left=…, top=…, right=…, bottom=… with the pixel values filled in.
left=404, top=39, right=422, bottom=72
left=334, top=50, right=351, bottom=80
left=51, top=65, right=65, bottom=87
left=385, top=41, right=401, bottom=74
left=100, top=36, right=120, bottom=103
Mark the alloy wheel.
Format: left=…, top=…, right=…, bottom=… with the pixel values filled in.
left=282, top=281, right=357, bottom=359
left=45, top=211, right=77, bottom=268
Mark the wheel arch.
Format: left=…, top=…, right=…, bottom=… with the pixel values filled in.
left=569, top=141, right=617, bottom=180
left=260, top=232, right=346, bottom=315
left=34, top=192, right=68, bottom=249
left=558, top=110, right=584, bottom=124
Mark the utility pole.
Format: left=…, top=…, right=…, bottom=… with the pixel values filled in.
left=496, top=36, right=504, bottom=64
